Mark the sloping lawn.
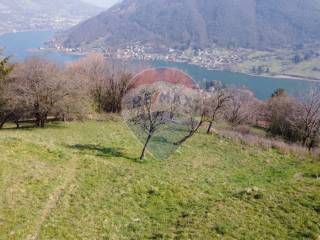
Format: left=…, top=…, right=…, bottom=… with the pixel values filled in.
left=0, top=119, right=319, bottom=239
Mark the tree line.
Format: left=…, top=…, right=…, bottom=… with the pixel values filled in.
left=127, top=82, right=260, bottom=159
left=0, top=54, right=132, bottom=128
left=128, top=80, right=320, bottom=159
left=262, top=88, right=320, bottom=150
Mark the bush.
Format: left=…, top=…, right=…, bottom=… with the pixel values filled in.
left=262, top=87, right=320, bottom=150
left=66, top=54, right=133, bottom=113
left=0, top=55, right=134, bottom=128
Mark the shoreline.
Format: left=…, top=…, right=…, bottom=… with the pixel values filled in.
left=0, top=29, right=53, bottom=36
left=41, top=48, right=320, bottom=82
left=1, top=30, right=320, bottom=83
left=271, top=74, right=320, bottom=82
left=242, top=72, right=320, bottom=83
left=144, top=58, right=320, bottom=83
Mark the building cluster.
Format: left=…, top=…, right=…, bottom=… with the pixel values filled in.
left=114, top=44, right=246, bottom=69
left=0, top=9, right=89, bottom=35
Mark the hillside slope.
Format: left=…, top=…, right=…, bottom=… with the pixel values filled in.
left=0, top=120, right=319, bottom=239
left=57, top=0, right=320, bottom=50
left=0, top=0, right=102, bottom=33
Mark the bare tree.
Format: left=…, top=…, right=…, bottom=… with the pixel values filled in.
left=1, top=55, right=132, bottom=128
left=67, top=54, right=132, bottom=113
left=205, top=85, right=232, bottom=134
left=264, top=94, right=300, bottom=141
left=67, top=54, right=110, bottom=113
left=224, top=88, right=258, bottom=128
left=174, top=89, right=206, bottom=145
left=127, top=89, right=169, bottom=160
left=12, top=58, right=70, bottom=127
left=297, top=87, right=320, bottom=150
left=263, top=87, right=320, bottom=150
left=104, top=64, right=132, bottom=113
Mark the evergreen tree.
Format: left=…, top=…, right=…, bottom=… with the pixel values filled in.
left=0, top=52, right=13, bottom=111
left=0, top=52, right=13, bottom=82
left=271, top=88, right=286, bottom=98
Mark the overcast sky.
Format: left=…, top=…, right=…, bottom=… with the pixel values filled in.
left=82, top=0, right=121, bottom=8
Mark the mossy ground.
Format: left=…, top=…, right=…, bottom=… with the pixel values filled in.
left=0, top=119, right=319, bottom=239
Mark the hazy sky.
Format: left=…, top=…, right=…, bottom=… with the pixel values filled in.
left=82, top=0, right=121, bottom=8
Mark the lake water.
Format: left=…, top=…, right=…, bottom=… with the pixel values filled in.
left=146, top=60, right=314, bottom=99
left=0, top=31, right=316, bottom=99
left=0, top=31, right=80, bottom=62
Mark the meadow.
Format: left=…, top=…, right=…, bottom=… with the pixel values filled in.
left=232, top=49, right=320, bottom=81
left=0, top=118, right=319, bottom=239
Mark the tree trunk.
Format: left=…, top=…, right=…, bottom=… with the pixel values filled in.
left=175, top=131, right=195, bottom=146
left=174, top=120, right=203, bottom=146
left=35, top=113, right=41, bottom=127
left=140, top=133, right=152, bottom=160
left=40, top=115, right=46, bottom=128
left=36, top=112, right=47, bottom=128
left=12, top=114, right=20, bottom=129
left=307, top=132, right=317, bottom=151
left=302, top=135, right=310, bottom=148
left=206, top=121, right=213, bottom=134
left=0, top=114, right=10, bottom=129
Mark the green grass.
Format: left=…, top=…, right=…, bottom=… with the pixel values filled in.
left=127, top=120, right=193, bottom=160
left=232, top=49, right=320, bottom=80
left=0, top=119, right=319, bottom=239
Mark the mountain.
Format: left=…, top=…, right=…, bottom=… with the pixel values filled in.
left=56, top=0, right=320, bottom=50
left=0, top=0, right=102, bottom=34
left=82, top=0, right=122, bottom=9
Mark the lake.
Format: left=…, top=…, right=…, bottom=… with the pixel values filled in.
left=0, top=31, right=80, bottom=62
left=0, top=31, right=316, bottom=99
left=146, top=60, right=314, bottom=99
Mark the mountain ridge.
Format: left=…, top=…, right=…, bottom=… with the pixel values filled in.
left=57, top=0, right=320, bottom=50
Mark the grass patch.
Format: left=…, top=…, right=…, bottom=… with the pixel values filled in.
left=0, top=120, right=319, bottom=239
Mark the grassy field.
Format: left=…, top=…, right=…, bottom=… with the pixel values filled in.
left=232, top=49, right=320, bottom=80
left=0, top=119, right=319, bottom=239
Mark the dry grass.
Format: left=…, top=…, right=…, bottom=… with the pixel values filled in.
left=217, top=127, right=319, bottom=159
